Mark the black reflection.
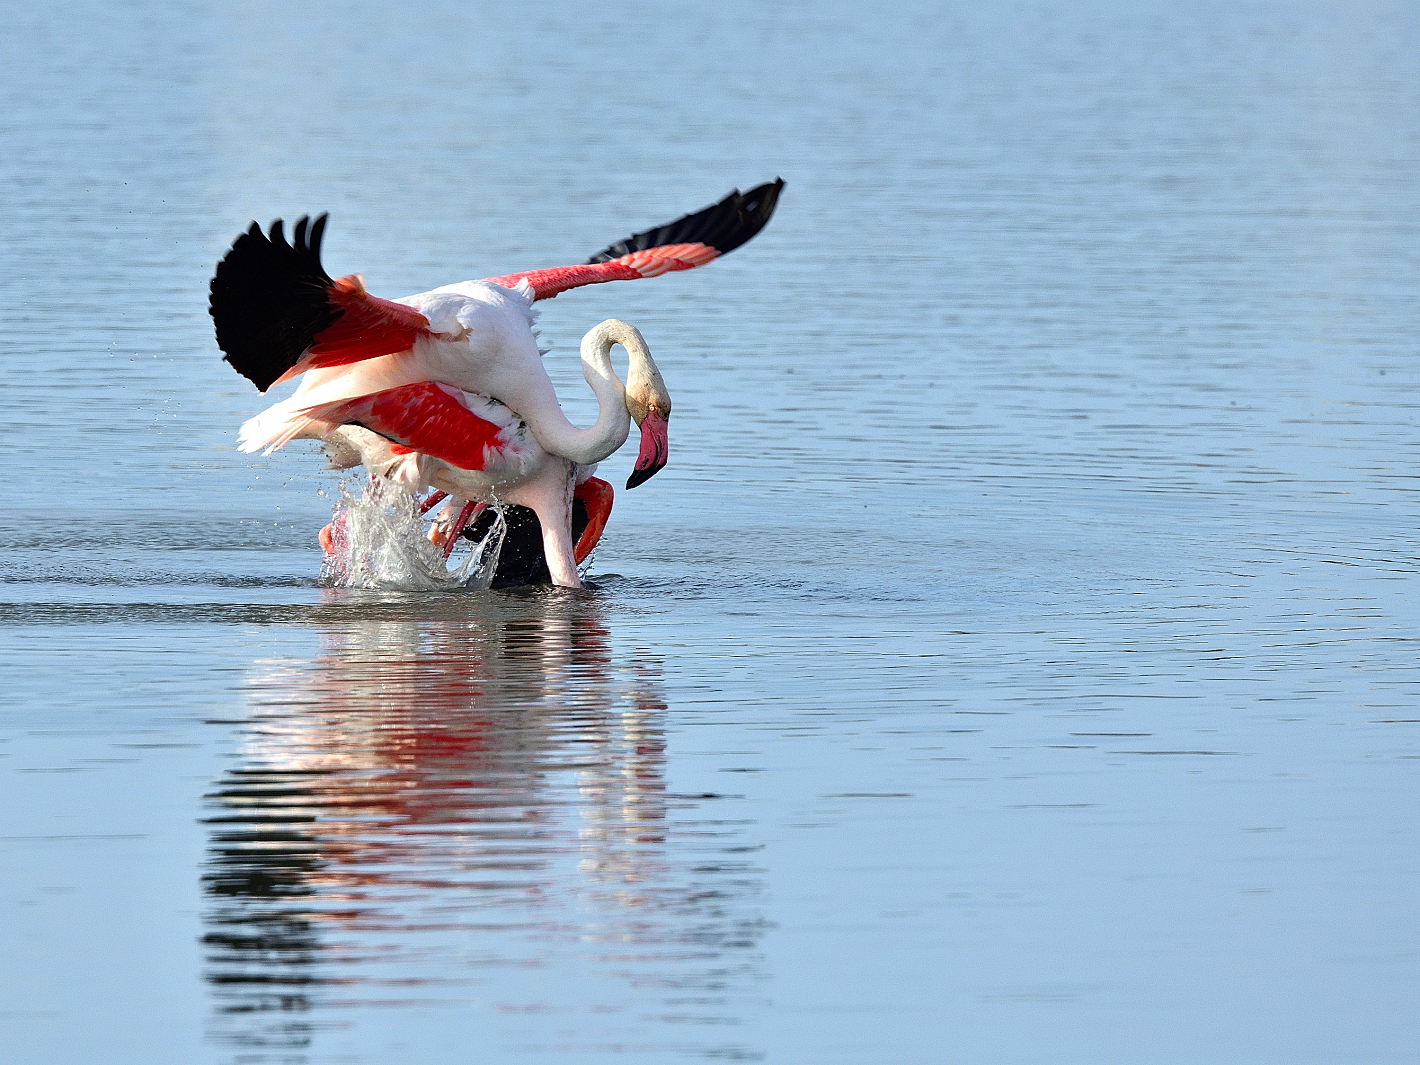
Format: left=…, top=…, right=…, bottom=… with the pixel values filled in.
left=202, top=589, right=761, bottom=1062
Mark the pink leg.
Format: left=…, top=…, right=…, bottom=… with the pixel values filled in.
left=506, top=460, right=582, bottom=589
left=419, top=489, right=448, bottom=515
left=442, top=500, right=485, bottom=560
left=318, top=512, right=346, bottom=554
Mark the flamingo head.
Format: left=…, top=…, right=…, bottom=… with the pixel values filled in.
left=625, top=357, right=672, bottom=490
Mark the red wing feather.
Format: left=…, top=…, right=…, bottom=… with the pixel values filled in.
left=273, top=275, right=431, bottom=385
left=313, top=276, right=430, bottom=361
left=300, top=382, right=507, bottom=472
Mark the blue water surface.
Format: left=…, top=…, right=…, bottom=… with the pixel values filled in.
left=2, top=2, right=1418, bottom=1062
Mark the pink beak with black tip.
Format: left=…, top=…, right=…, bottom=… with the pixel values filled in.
left=627, top=409, right=669, bottom=489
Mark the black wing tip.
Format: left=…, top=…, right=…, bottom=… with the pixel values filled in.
left=587, top=178, right=785, bottom=264
left=217, top=212, right=329, bottom=256
left=209, top=212, right=337, bottom=393
left=715, top=177, right=784, bottom=257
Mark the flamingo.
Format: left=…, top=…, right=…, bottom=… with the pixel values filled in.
left=210, top=180, right=783, bottom=485
left=299, top=319, right=668, bottom=588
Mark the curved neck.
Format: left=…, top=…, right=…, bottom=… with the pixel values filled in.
left=526, top=320, right=647, bottom=465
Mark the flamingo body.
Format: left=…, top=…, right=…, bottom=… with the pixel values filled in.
left=299, top=320, right=659, bottom=589
left=237, top=279, right=563, bottom=459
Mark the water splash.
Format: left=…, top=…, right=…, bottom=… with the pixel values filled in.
left=320, top=478, right=506, bottom=591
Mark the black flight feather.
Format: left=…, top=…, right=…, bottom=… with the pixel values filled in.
left=209, top=213, right=337, bottom=392
left=586, top=178, right=785, bottom=264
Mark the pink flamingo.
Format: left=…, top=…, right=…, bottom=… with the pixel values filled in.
left=209, top=181, right=781, bottom=584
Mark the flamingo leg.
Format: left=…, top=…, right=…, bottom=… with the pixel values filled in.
left=425, top=498, right=460, bottom=550
left=419, top=489, right=448, bottom=514
left=503, top=459, right=582, bottom=588
left=318, top=513, right=344, bottom=554
left=442, top=500, right=485, bottom=561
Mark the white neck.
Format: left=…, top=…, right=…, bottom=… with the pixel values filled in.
left=524, top=320, right=652, bottom=465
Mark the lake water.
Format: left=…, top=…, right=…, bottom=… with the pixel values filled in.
left=3, top=1, right=1419, bottom=1062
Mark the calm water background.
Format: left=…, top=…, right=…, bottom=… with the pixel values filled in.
left=3, top=1, right=1419, bottom=1061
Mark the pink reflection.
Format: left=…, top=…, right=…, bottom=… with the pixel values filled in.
left=204, top=591, right=672, bottom=1035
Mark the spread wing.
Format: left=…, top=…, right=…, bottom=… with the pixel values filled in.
left=209, top=215, right=432, bottom=392
left=483, top=178, right=784, bottom=300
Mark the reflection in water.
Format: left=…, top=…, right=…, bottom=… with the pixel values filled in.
left=203, top=590, right=762, bottom=1061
